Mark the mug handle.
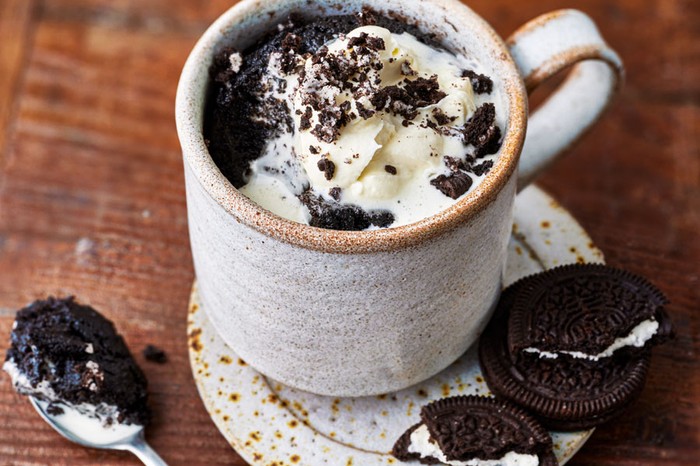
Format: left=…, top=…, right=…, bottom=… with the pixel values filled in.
left=507, top=10, right=624, bottom=190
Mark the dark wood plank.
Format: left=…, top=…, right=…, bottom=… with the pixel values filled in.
left=0, top=0, right=697, bottom=465
left=0, top=0, right=37, bottom=165
left=0, top=14, right=242, bottom=466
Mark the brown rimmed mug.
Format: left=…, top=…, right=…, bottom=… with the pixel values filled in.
left=176, top=0, right=622, bottom=396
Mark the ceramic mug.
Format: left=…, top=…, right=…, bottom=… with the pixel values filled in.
left=176, top=0, right=622, bottom=397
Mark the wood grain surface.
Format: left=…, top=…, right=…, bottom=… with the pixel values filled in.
left=0, top=0, right=697, bottom=464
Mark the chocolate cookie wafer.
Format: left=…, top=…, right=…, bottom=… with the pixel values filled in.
left=479, top=268, right=671, bottom=430
left=392, top=423, right=438, bottom=464
left=508, top=264, right=673, bottom=360
left=393, top=395, right=557, bottom=465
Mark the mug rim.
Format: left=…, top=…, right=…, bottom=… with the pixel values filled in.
left=176, top=0, right=527, bottom=254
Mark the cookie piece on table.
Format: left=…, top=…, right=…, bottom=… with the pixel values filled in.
left=393, top=395, right=557, bottom=465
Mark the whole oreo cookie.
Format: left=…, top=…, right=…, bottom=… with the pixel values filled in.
left=392, top=395, right=557, bottom=465
left=479, top=272, right=667, bottom=430
left=508, top=264, right=672, bottom=360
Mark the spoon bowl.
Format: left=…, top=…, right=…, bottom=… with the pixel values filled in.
left=30, top=397, right=167, bottom=466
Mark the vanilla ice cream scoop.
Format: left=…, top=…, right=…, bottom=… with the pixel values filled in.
left=237, top=23, right=504, bottom=228
left=292, top=25, right=476, bottom=203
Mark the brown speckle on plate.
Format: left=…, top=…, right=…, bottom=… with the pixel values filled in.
left=220, top=355, right=233, bottom=364
left=188, top=328, right=203, bottom=352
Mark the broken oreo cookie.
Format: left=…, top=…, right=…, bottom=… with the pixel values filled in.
left=479, top=267, right=672, bottom=430
left=393, top=395, right=557, bottom=465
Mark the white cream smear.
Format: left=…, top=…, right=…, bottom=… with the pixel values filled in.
left=408, top=424, right=539, bottom=466
left=523, top=318, right=659, bottom=361
left=3, top=358, right=142, bottom=437
left=33, top=398, right=142, bottom=445
left=237, top=25, right=504, bottom=228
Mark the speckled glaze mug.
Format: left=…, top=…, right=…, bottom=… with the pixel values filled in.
left=176, top=0, right=622, bottom=396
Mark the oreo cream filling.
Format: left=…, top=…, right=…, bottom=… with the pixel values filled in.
left=407, top=424, right=539, bottom=466
left=523, top=318, right=659, bottom=361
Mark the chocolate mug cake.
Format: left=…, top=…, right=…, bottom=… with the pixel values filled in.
left=177, top=0, right=623, bottom=396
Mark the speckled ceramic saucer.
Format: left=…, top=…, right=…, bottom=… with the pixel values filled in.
left=187, top=186, right=603, bottom=466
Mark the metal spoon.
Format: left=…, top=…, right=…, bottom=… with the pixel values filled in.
left=30, top=397, right=167, bottom=466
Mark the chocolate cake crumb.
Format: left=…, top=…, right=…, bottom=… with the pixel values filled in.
left=281, top=32, right=302, bottom=52
left=299, top=190, right=394, bottom=230
left=143, top=345, right=167, bottom=364
left=385, top=165, right=397, bottom=175
left=317, top=158, right=336, bottom=180
left=357, top=6, right=379, bottom=26
left=431, top=172, right=473, bottom=199
left=462, top=69, right=493, bottom=94
left=4, top=297, right=150, bottom=426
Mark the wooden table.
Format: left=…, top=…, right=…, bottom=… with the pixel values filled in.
left=0, top=0, right=697, bottom=464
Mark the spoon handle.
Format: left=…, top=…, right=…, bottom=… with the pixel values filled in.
left=125, top=434, right=168, bottom=466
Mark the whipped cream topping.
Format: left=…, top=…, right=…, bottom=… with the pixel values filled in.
left=523, top=318, right=659, bottom=361
left=237, top=24, right=504, bottom=228
left=408, top=424, right=539, bottom=466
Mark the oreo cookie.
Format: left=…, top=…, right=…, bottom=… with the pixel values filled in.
left=479, top=267, right=671, bottom=430
left=393, top=423, right=436, bottom=464
left=392, top=395, right=557, bottom=465
left=508, top=264, right=672, bottom=359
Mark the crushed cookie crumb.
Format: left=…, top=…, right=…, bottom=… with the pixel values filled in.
left=370, top=76, right=446, bottom=120
left=317, top=158, right=336, bottom=180
left=471, top=160, right=494, bottom=176
left=461, top=69, right=493, bottom=94
left=462, top=103, right=502, bottom=157
left=328, top=187, right=341, bottom=200
left=356, top=102, right=375, bottom=119
left=299, top=107, right=313, bottom=131
left=400, top=61, right=416, bottom=76
left=348, top=32, right=386, bottom=51
left=432, top=108, right=453, bottom=126
left=431, top=172, right=473, bottom=199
